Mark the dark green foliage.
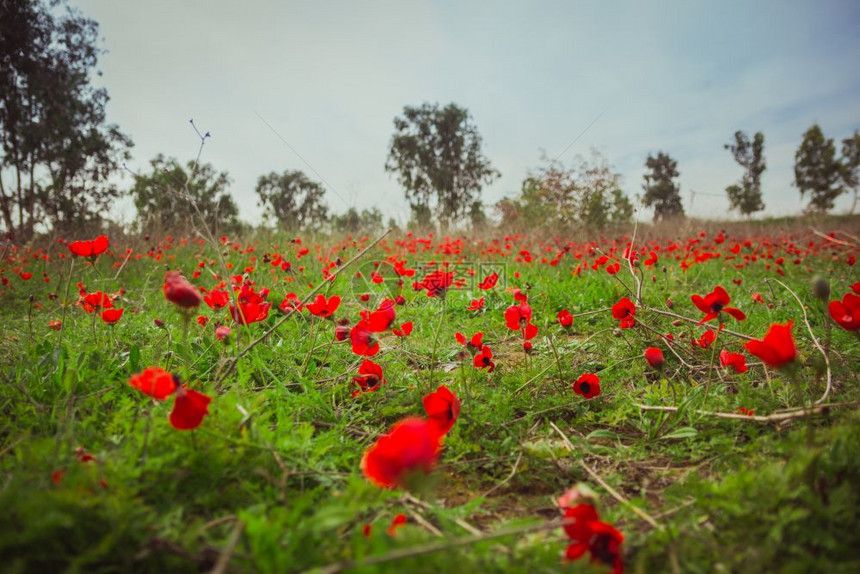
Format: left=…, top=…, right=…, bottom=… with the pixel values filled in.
left=130, top=154, right=240, bottom=234
left=725, top=131, right=766, bottom=216
left=255, top=170, right=329, bottom=231
left=794, top=125, right=844, bottom=213
left=642, top=152, right=684, bottom=221
left=497, top=151, right=633, bottom=232
left=840, top=131, right=860, bottom=214
left=385, top=102, right=499, bottom=228
left=0, top=0, right=132, bottom=240
left=330, top=206, right=384, bottom=235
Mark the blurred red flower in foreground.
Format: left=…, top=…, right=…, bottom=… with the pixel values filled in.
left=128, top=367, right=211, bottom=430
left=744, top=321, right=797, bottom=369
left=573, top=373, right=601, bottom=399
left=423, top=384, right=461, bottom=436
left=350, top=321, right=379, bottom=356
left=68, top=235, right=109, bottom=258
left=691, top=285, right=746, bottom=324
left=559, top=491, right=624, bottom=573
left=828, top=292, right=860, bottom=331
left=361, top=417, right=441, bottom=489
left=163, top=271, right=201, bottom=309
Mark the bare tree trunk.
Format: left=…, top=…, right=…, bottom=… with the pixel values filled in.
left=0, top=167, right=16, bottom=235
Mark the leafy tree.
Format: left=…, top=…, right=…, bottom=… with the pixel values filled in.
left=0, top=0, right=132, bottom=240
left=255, top=170, right=329, bottom=231
left=841, top=131, right=860, bottom=214
left=385, top=102, right=499, bottom=228
left=330, top=207, right=383, bottom=235
left=130, top=155, right=240, bottom=233
left=642, top=152, right=684, bottom=221
left=794, top=125, right=843, bottom=213
left=724, top=131, right=766, bottom=216
left=496, top=151, right=632, bottom=231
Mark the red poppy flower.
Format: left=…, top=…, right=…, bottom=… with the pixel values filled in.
left=169, top=385, right=212, bottom=430
left=644, top=347, right=664, bottom=369
left=129, top=367, right=179, bottom=400
left=306, top=294, right=341, bottom=318
left=455, top=331, right=484, bottom=350
left=522, top=321, right=538, bottom=340
left=100, top=307, right=124, bottom=325
left=828, top=292, right=860, bottom=331
left=386, top=513, right=408, bottom=536
left=851, top=281, right=860, bottom=295
left=335, top=323, right=350, bottom=341
left=361, top=417, right=441, bottom=489
left=611, top=297, right=636, bottom=328
left=67, top=235, right=109, bottom=258
left=504, top=302, right=532, bottom=330
left=392, top=321, right=413, bottom=337
left=467, top=297, right=485, bottom=311
left=363, top=298, right=396, bottom=332
left=80, top=291, right=113, bottom=313
left=350, top=321, right=380, bottom=356
left=423, top=384, right=461, bottom=436
left=417, top=270, right=454, bottom=297
left=562, top=503, right=600, bottom=542
left=719, top=350, right=748, bottom=373
left=573, top=373, right=601, bottom=399
left=557, top=309, right=573, bottom=328
left=48, top=319, right=62, bottom=331
left=605, top=262, right=621, bottom=275
left=279, top=292, right=303, bottom=313
left=744, top=321, right=797, bottom=369
left=19, top=272, right=32, bottom=280
left=215, top=325, right=231, bottom=340
left=352, top=359, right=385, bottom=397
left=163, top=271, right=201, bottom=309
left=693, top=327, right=719, bottom=349
left=229, top=283, right=271, bottom=324
left=203, top=289, right=230, bottom=310
left=478, top=272, right=499, bottom=290
left=561, top=502, right=624, bottom=574
left=691, top=285, right=746, bottom=324
left=736, top=407, right=755, bottom=417
left=473, top=345, right=495, bottom=372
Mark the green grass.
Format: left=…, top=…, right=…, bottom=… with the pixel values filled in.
left=1, top=228, right=859, bottom=573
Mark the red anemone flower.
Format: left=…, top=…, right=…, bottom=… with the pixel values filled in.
left=557, top=309, right=573, bottom=328
left=423, top=384, right=461, bottom=437
left=719, top=350, right=748, bottom=373
left=828, top=292, right=860, bottom=331
left=611, top=297, right=636, bottom=328
left=361, top=417, right=441, bottom=489
left=473, top=345, right=495, bottom=372
left=467, top=297, right=485, bottom=311
left=744, top=321, right=797, bottom=369
left=363, top=298, right=397, bottom=332
left=306, top=294, right=341, bottom=318
left=691, top=285, right=746, bottom=324
left=129, top=367, right=211, bottom=430
left=573, top=373, right=601, bottom=399
left=693, top=327, right=719, bottom=349
left=67, top=235, right=109, bottom=258
left=80, top=291, right=113, bottom=313
left=203, top=289, right=230, bottom=310
left=478, top=272, right=499, bottom=290
left=392, top=321, right=413, bottom=337
left=352, top=359, right=385, bottom=397
left=504, top=302, right=532, bottom=330
left=163, top=271, right=201, bottom=309
left=100, top=307, right=124, bottom=325
left=350, top=321, right=380, bottom=356
left=644, top=347, right=664, bottom=369
left=229, top=283, right=271, bottom=324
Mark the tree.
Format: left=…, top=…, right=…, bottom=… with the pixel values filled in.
left=255, top=170, right=329, bottom=231
left=130, top=155, right=240, bottom=233
left=385, top=102, right=499, bottom=228
left=642, top=152, right=684, bottom=221
left=496, top=151, right=632, bottom=231
left=724, top=131, right=766, bottom=216
left=330, top=207, right=383, bottom=235
left=794, top=125, right=843, bottom=213
left=0, top=0, right=132, bottom=240
left=841, top=131, right=860, bottom=214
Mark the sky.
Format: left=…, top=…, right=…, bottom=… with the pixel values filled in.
left=75, top=0, right=860, bottom=225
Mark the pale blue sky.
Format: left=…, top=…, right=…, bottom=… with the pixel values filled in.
left=77, top=0, right=860, bottom=224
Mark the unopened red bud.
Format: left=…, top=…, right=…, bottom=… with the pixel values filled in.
left=672, top=319, right=683, bottom=327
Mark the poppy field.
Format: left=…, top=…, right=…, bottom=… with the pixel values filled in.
left=2, top=222, right=860, bottom=573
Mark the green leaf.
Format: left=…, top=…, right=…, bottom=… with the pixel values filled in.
left=661, top=427, right=698, bottom=440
